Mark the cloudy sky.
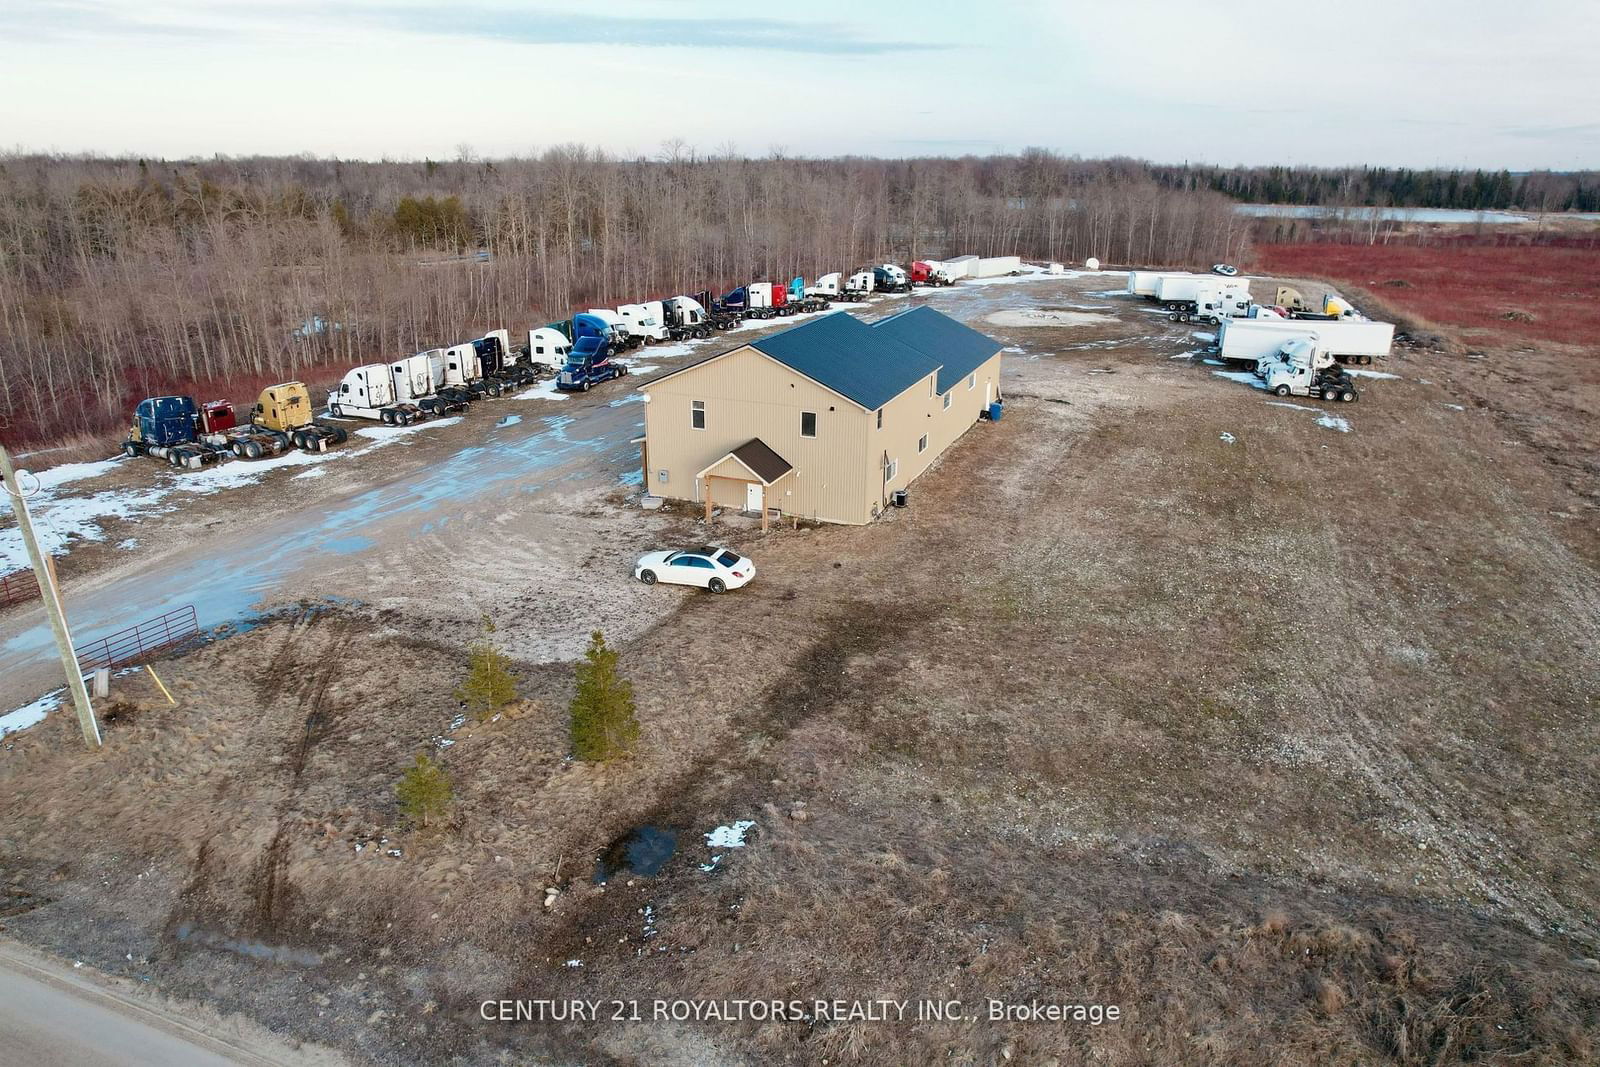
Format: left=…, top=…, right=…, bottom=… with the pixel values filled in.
left=2, top=0, right=1595, bottom=168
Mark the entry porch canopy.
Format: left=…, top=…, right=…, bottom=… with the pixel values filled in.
left=695, top=438, right=794, bottom=530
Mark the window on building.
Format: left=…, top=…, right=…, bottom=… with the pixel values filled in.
left=876, top=408, right=883, bottom=430
left=801, top=411, right=817, bottom=438
left=968, top=372, right=976, bottom=390
left=943, top=392, right=951, bottom=410
left=691, top=400, right=705, bottom=430
left=929, top=377, right=935, bottom=397
left=918, top=434, right=928, bottom=453
left=884, top=458, right=898, bottom=483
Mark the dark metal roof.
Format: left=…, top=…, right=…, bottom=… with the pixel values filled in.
left=746, top=312, right=941, bottom=410
left=729, top=438, right=793, bottom=484
left=870, top=305, right=1004, bottom=394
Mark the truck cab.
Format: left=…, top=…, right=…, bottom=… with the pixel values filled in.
left=528, top=327, right=571, bottom=364
left=1263, top=357, right=1358, bottom=402
left=910, top=261, right=953, bottom=286
left=586, top=309, right=640, bottom=349
left=556, top=336, right=629, bottom=392
left=845, top=270, right=876, bottom=297
left=873, top=265, right=909, bottom=293
left=663, top=295, right=711, bottom=338
left=619, top=303, right=670, bottom=344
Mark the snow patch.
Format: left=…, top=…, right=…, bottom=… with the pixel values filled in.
left=355, top=416, right=462, bottom=447
left=1316, top=413, right=1352, bottom=433
left=1444, top=403, right=1465, bottom=411
left=704, top=820, right=755, bottom=849
left=1192, top=331, right=1216, bottom=344
left=1219, top=432, right=1236, bottom=445
left=1, top=688, right=64, bottom=738
left=1348, top=368, right=1398, bottom=379
left=986, top=308, right=1117, bottom=328
left=293, top=466, right=329, bottom=480
left=514, top=379, right=569, bottom=402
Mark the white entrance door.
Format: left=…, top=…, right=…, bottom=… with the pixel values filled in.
left=746, top=482, right=763, bottom=513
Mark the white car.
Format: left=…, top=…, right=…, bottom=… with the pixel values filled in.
left=634, top=545, right=755, bottom=593
left=1211, top=263, right=1240, bottom=276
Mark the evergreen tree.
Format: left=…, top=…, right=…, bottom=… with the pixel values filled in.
left=396, top=753, right=453, bottom=828
left=569, top=630, right=640, bottom=762
left=456, top=616, right=518, bottom=721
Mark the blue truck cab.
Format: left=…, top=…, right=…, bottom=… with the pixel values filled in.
left=133, top=395, right=200, bottom=446
left=555, top=336, right=629, bottom=392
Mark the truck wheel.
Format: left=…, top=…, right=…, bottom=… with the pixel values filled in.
left=334, top=428, right=349, bottom=444
left=1323, top=388, right=1338, bottom=401
left=639, top=569, right=656, bottom=585
left=245, top=440, right=263, bottom=459
left=581, top=381, right=591, bottom=392
left=1169, top=313, right=1180, bottom=322
left=380, top=410, right=395, bottom=426
left=330, top=403, right=343, bottom=418
left=1273, top=384, right=1291, bottom=397
left=1342, top=390, right=1357, bottom=403
left=122, top=442, right=137, bottom=458
left=290, top=430, right=305, bottom=450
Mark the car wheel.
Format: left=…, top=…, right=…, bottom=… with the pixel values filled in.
left=708, top=578, right=726, bottom=594
left=640, top=569, right=656, bottom=585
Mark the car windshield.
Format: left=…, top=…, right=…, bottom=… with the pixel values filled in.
left=716, top=551, right=741, bottom=567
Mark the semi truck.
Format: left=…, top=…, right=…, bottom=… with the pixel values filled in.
left=555, top=336, right=630, bottom=391
left=1168, top=283, right=1253, bottom=324
left=1215, top=317, right=1395, bottom=370
left=330, top=364, right=431, bottom=424
left=528, top=326, right=573, bottom=363
left=1260, top=361, right=1363, bottom=406
left=872, top=264, right=911, bottom=293
left=249, top=382, right=350, bottom=452
left=1274, top=287, right=1359, bottom=320
left=803, top=272, right=869, bottom=303
left=471, top=329, right=541, bottom=387
left=787, top=277, right=830, bottom=312
left=585, top=309, right=644, bottom=350
left=388, top=352, right=472, bottom=415
left=1154, top=274, right=1250, bottom=314
left=910, top=261, right=955, bottom=287
left=662, top=295, right=714, bottom=339
left=122, top=396, right=228, bottom=468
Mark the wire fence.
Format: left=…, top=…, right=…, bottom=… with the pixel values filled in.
left=74, top=605, right=200, bottom=673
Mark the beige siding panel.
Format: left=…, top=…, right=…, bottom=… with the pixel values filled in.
left=642, top=346, right=872, bottom=524
left=863, top=353, right=1002, bottom=505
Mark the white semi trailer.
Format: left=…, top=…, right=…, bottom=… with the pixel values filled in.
left=975, top=255, right=1022, bottom=277
left=942, top=255, right=979, bottom=279
left=1215, top=317, right=1395, bottom=369
left=1127, top=270, right=1196, bottom=298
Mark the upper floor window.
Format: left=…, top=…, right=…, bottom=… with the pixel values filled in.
left=943, top=392, right=952, bottom=410
left=968, top=372, right=976, bottom=390
left=876, top=408, right=883, bottom=430
left=691, top=400, right=705, bottom=430
left=918, top=434, right=928, bottom=453
left=801, top=411, right=817, bottom=438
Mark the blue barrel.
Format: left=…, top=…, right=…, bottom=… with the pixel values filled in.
left=988, top=401, right=1003, bottom=422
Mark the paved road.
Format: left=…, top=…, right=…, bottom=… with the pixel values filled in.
left=0, top=942, right=319, bottom=1066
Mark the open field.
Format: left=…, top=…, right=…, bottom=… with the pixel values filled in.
left=2, top=271, right=1599, bottom=1064
left=1254, top=243, right=1600, bottom=345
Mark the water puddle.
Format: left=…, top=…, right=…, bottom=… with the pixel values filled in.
left=594, top=825, right=677, bottom=883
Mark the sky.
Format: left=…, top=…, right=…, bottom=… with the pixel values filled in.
left=2, top=0, right=1597, bottom=169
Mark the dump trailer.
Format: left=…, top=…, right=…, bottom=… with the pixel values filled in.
left=330, top=364, right=429, bottom=424
left=250, top=381, right=350, bottom=452
left=555, top=336, right=629, bottom=391
left=122, top=396, right=227, bottom=469
left=389, top=353, right=470, bottom=416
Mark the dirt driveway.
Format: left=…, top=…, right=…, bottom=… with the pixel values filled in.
left=2, top=271, right=1597, bottom=1065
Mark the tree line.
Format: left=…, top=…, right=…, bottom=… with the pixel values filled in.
left=0, top=148, right=1247, bottom=449
left=1148, top=163, right=1600, bottom=214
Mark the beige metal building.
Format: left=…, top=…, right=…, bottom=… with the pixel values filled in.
left=638, top=306, right=1003, bottom=526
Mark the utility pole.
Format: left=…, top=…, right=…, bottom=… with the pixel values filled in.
left=0, top=444, right=101, bottom=748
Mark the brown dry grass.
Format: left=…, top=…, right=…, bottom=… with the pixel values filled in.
left=2, top=275, right=1598, bottom=1064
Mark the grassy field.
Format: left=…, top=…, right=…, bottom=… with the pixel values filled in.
left=2, top=274, right=1598, bottom=1064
